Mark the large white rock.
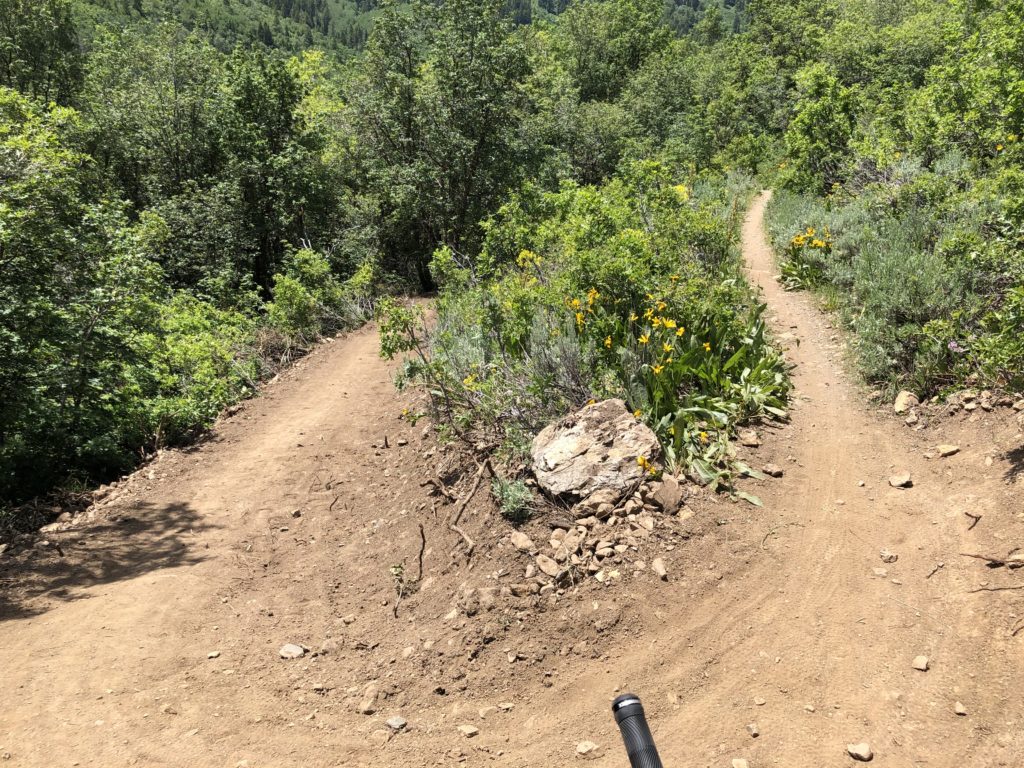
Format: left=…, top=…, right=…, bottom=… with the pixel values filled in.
left=531, top=399, right=660, bottom=501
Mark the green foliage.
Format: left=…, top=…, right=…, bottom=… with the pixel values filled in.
left=491, top=476, right=534, bottom=523
left=0, top=0, right=82, bottom=102
left=383, top=164, right=790, bottom=483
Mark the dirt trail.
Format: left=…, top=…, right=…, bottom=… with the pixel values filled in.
left=2, top=193, right=1022, bottom=767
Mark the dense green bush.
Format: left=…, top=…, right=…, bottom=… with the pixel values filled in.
left=381, top=164, right=790, bottom=488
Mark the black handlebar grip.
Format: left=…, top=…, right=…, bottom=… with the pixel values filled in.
left=612, top=694, right=664, bottom=768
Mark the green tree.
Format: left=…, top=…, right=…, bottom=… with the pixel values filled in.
left=0, top=0, right=82, bottom=102
left=782, top=62, right=855, bottom=192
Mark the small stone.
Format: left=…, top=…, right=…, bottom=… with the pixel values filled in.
left=753, top=697, right=766, bottom=706
left=804, top=704, right=815, bottom=712
left=872, top=568, right=888, bottom=577
left=888, top=472, right=912, bottom=488
left=576, top=741, right=602, bottom=759
left=847, top=742, right=873, bottom=762
left=535, top=554, right=561, bottom=578
left=498, top=702, right=514, bottom=711
left=457, top=725, right=479, bottom=738
left=937, top=444, right=960, bottom=457
left=386, top=716, right=408, bottom=730
left=762, top=464, right=784, bottom=478
left=894, top=390, right=919, bottom=414
left=879, top=549, right=898, bottom=564
left=341, top=614, right=356, bottom=625
left=739, top=429, right=760, bottom=448
left=651, top=558, right=668, bottom=581
left=207, top=651, right=221, bottom=659
left=478, top=706, right=499, bottom=719
left=954, top=701, right=967, bottom=716
left=291, top=509, right=302, bottom=518
left=912, top=655, right=929, bottom=671
left=279, top=644, right=305, bottom=659
left=649, top=475, right=683, bottom=513
left=746, top=723, right=759, bottom=738
left=510, top=531, right=536, bottom=553
left=1013, top=399, right=1024, bottom=412
left=732, top=760, right=749, bottom=768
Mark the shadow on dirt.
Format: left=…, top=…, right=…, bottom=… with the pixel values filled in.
left=0, top=501, right=217, bottom=621
left=1003, top=444, right=1024, bottom=484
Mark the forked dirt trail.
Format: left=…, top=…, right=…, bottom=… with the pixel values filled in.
left=1, top=193, right=1022, bottom=767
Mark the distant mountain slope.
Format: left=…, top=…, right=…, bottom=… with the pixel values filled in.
left=71, top=0, right=380, bottom=52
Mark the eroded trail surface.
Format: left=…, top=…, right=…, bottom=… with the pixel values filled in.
left=2, top=194, right=1022, bottom=768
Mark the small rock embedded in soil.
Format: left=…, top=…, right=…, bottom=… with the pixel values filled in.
left=746, top=723, right=759, bottom=738
left=888, top=472, right=912, bottom=489
left=762, top=463, right=784, bottom=478
left=535, top=554, right=561, bottom=578
left=847, top=742, right=873, bottom=762
left=739, top=429, right=760, bottom=448
left=207, top=651, right=221, bottom=659
left=879, top=549, right=898, bottom=564
left=732, top=760, right=749, bottom=768
left=386, top=716, right=408, bottom=731
left=652, top=558, right=668, bottom=581
left=576, top=741, right=601, bottom=759
left=510, top=530, right=536, bottom=553
left=278, top=643, right=305, bottom=659
left=912, top=655, right=930, bottom=671
left=458, top=725, right=479, bottom=738
left=937, top=444, right=960, bottom=457
left=894, top=390, right=919, bottom=414
left=753, top=697, right=766, bottom=706
left=954, top=701, right=967, bottom=716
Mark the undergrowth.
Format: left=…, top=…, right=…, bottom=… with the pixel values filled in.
left=381, top=163, right=791, bottom=495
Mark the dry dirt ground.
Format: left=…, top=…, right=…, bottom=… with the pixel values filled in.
left=2, top=192, right=1023, bottom=768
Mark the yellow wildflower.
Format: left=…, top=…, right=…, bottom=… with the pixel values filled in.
left=699, top=431, right=709, bottom=443
left=643, top=308, right=654, bottom=320
left=676, top=327, right=685, bottom=337
left=638, top=334, right=650, bottom=345
left=703, top=342, right=711, bottom=352
left=670, top=274, right=680, bottom=282
left=575, top=311, right=585, bottom=326
left=652, top=316, right=663, bottom=328
left=633, top=409, right=643, bottom=418
left=657, top=301, right=667, bottom=311
left=663, top=318, right=677, bottom=329
left=586, top=398, right=596, bottom=406
left=806, top=226, right=816, bottom=236
left=662, top=342, right=673, bottom=353
left=570, top=298, right=581, bottom=309
left=672, top=184, right=690, bottom=201
left=587, top=287, right=600, bottom=305
left=652, top=364, right=664, bottom=375
left=629, top=312, right=639, bottom=322
left=604, top=335, right=612, bottom=348
left=811, top=239, right=826, bottom=249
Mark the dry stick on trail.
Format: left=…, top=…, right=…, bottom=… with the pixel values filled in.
left=447, top=459, right=493, bottom=556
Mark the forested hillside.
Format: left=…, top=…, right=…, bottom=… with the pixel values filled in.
left=2, top=0, right=1022, bottom=529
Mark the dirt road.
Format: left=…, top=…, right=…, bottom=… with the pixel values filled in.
left=1, top=193, right=1021, bottom=767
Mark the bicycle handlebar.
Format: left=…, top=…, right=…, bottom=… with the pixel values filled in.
left=612, top=694, right=664, bottom=768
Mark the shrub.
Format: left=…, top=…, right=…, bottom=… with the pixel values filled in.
left=381, top=164, right=790, bottom=488
left=491, top=477, right=534, bottom=523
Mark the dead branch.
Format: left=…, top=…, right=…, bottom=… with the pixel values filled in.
left=963, top=511, right=982, bottom=530
left=447, top=459, right=492, bottom=528
left=450, top=524, right=475, bottom=555
left=968, top=584, right=1024, bottom=593
left=961, top=552, right=1023, bottom=569
left=416, top=523, right=426, bottom=582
